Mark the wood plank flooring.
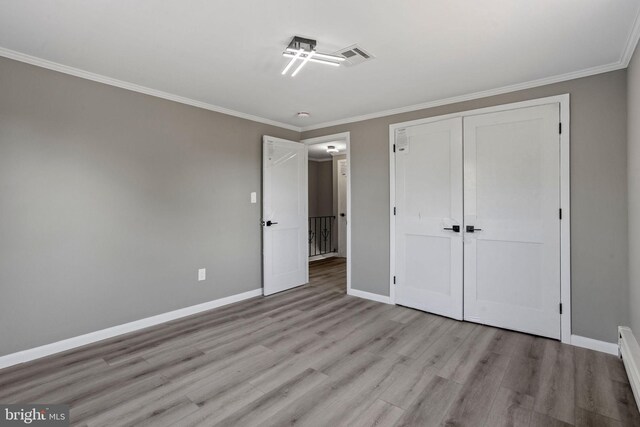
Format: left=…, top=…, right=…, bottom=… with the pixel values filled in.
left=1, top=257, right=638, bottom=426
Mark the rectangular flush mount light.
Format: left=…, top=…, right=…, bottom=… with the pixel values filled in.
left=281, top=36, right=344, bottom=77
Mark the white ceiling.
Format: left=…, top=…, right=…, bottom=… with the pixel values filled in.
left=308, top=141, right=347, bottom=161
left=1, top=1, right=639, bottom=131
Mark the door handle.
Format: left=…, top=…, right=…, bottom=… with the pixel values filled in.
left=466, top=225, right=482, bottom=233
left=443, top=225, right=460, bottom=232
left=265, top=220, right=278, bottom=226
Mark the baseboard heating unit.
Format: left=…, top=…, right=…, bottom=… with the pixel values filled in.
left=619, top=326, right=640, bottom=412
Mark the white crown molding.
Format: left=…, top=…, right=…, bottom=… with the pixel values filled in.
left=3, top=2, right=640, bottom=136
left=303, top=10, right=640, bottom=133
left=0, top=47, right=301, bottom=132
left=301, top=61, right=626, bottom=132
left=622, top=5, right=640, bottom=67
left=0, top=288, right=262, bottom=369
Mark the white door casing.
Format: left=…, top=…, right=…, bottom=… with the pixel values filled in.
left=262, top=136, right=308, bottom=296
left=394, top=117, right=464, bottom=320
left=337, top=159, right=348, bottom=258
left=302, top=132, right=353, bottom=296
left=463, top=104, right=561, bottom=339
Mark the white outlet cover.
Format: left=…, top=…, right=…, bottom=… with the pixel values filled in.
left=250, top=192, right=257, bottom=204
left=198, top=268, right=206, bottom=281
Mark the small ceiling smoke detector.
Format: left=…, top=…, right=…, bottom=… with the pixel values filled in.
left=326, top=145, right=339, bottom=154
left=297, top=112, right=311, bottom=118
left=281, top=36, right=345, bottom=77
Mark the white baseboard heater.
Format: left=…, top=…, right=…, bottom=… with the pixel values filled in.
left=619, top=326, right=640, bottom=412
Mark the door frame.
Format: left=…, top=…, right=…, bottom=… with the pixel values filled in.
left=389, top=94, right=571, bottom=344
left=302, top=132, right=352, bottom=295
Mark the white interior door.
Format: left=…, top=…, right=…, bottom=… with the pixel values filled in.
left=395, top=118, right=463, bottom=320
left=463, top=104, right=561, bottom=339
left=337, top=159, right=347, bottom=258
left=263, top=136, right=308, bottom=296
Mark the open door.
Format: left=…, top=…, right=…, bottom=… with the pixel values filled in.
left=263, top=136, right=308, bottom=295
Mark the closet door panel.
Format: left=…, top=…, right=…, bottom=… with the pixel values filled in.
left=463, top=104, right=561, bottom=339
left=395, top=118, right=463, bottom=320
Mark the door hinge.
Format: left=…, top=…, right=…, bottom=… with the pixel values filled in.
left=559, top=208, right=562, bottom=220
left=559, top=123, right=562, bottom=134
left=393, top=144, right=396, bottom=153
left=394, top=207, right=396, bottom=215
left=559, top=303, right=563, bottom=314
left=393, top=276, right=396, bottom=285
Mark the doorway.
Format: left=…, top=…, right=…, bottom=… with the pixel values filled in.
left=303, top=132, right=351, bottom=294
left=390, top=95, right=571, bottom=342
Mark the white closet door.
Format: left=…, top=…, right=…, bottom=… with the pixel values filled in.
left=395, top=118, right=463, bottom=320
left=463, top=104, right=561, bottom=339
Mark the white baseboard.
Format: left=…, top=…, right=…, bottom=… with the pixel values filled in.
left=619, top=327, right=640, bottom=412
left=571, top=334, right=619, bottom=356
left=0, top=288, right=262, bottom=370
left=309, top=252, right=339, bottom=262
left=348, top=288, right=392, bottom=304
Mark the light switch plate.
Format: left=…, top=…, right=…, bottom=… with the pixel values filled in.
left=250, top=192, right=257, bottom=204
left=198, top=268, right=206, bottom=281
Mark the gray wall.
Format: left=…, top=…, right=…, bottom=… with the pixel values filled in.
left=628, top=46, right=640, bottom=339
left=0, top=57, right=299, bottom=356
left=308, top=161, right=318, bottom=217
left=0, top=53, right=631, bottom=355
left=303, top=70, right=629, bottom=343
left=317, top=161, right=333, bottom=217
left=308, top=160, right=332, bottom=217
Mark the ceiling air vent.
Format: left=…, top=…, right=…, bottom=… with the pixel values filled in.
left=335, top=44, right=374, bottom=66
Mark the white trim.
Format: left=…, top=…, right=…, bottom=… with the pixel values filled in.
left=571, top=334, right=619, bottom=356
left=389, top=125, right=397, bottom=307
left=0, top=288, right=262, bottom=370
left=4, top=8, right=640, bottom=137
left=348, top=288, right=392, bottom=305
left=302, top=132, right=352, bottom=295
left=559, top=95, right=572, bottom=344
left=0, top=47, right=300, bottom=132
left=622, top=7, right=640, bottom=67
left=389, top=94, right=572, bottom=344
left=619, top=326, right=640, bottom=411
left=302, top=63, right=627, bottom=132
left=309, top=252, right=338, bottom=262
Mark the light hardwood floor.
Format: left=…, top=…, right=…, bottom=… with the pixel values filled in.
left=1, top=257, right=638, bottom=426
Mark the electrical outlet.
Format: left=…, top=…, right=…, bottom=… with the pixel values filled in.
left=250, top=192, right=257, bottom=204
left=198, top=268, right=206, bottom=281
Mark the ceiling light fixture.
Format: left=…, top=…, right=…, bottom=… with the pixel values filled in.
left=326, top=145, right=339, bottom=154
left=283, top=53, right=340, bottom=67
left=291, top=50, right=315, bottom=77
left=281, top=36, right=344, bottom=77
left=297, top=112, right=311, bottom=118
left=281, top=49, right=303, bottom=75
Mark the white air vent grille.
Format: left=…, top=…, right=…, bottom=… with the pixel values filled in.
left=335, top=44, right=374, bottom=66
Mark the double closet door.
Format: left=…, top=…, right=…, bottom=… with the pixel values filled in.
left=394, top=103, right=561, bottom=339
